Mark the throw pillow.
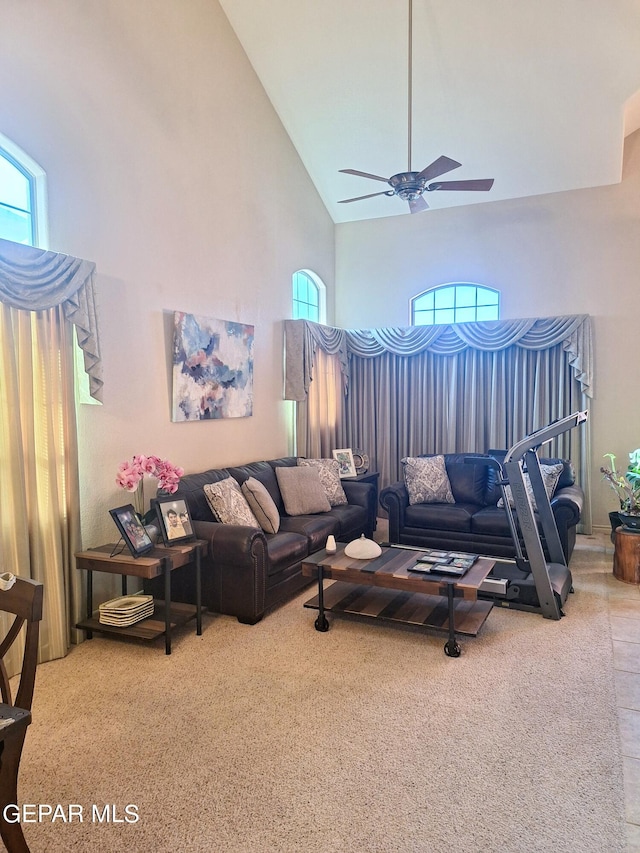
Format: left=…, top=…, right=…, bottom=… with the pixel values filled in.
left=297, top=458, right=348, bottom=506
left=203, top=477, right=260, bottom=527
left=241, top=477, right=280, bottom=534
left=401, top=455, right=455, bottom=505
left=497, top=463, right=564, bottom=511
left=275, top=466, right=332, bottom=516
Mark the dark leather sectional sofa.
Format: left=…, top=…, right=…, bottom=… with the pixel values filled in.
left=379, top=453, right=584, bottom=561
left=146, top=457, right=377, bottom=625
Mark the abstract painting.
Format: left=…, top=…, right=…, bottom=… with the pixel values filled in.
left=172, top=312, right=254, bottom=421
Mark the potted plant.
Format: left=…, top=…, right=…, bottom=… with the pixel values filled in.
left=601, top=449, right=640, bottom=532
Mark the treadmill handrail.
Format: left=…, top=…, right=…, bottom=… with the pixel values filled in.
left=503, top=411, right=588, bottom=464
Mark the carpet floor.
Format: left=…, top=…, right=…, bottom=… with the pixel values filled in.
left=17, top=548, right=624, bottom=852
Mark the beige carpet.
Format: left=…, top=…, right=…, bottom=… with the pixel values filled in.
left=17, top=549, right=624, bottom=852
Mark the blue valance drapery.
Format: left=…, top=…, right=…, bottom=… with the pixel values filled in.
left=284, top=314, right=593, bottom=402
left=0, top=237, right=102, bottom=401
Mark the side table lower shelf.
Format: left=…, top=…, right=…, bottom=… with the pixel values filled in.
left=76, top=600, right=198, bottom=643
left=75, top=540, right=206, bottom=654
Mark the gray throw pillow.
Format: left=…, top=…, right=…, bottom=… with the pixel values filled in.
left=297, top=458, right=348, bottom=506
left=497, top=462, right=564, bottom=510
left=241, top=477, right=280, bottom=534
left=402, top=455, right=455, bottom=505
left=203, top=477, right=260, bottom=527
left=275, top=466, right=332, bottom=516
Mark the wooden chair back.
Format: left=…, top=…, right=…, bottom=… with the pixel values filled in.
left=0, top=578, right=43, bottom=852
left=0, top=578, right=44, bottom=712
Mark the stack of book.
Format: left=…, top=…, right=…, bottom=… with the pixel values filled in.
left=98, top=594, right=154, bottom=627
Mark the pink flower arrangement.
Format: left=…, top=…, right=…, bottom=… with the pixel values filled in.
left=116, top=454, right=184, bottom=515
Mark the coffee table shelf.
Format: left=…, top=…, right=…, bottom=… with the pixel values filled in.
left=304, top=581, right=493, bottom=637
left=302, top=544, right=494, bottom=656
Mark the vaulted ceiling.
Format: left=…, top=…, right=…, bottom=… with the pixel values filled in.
left=219, top=0, right=640, bottom=223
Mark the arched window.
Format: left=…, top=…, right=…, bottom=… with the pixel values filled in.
left=292, top=270, right=326, bottom=323
left=0, top=133, right=48, bottom=248
left=411, top=283, right=499, bottom=326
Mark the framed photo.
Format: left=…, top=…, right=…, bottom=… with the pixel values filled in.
left=332, top=448, right=357, bottom=478
left=155, top=497, right=195, bottom=545
left=109, top=504, right=155, bottom=558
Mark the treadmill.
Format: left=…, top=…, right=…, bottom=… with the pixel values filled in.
left=476, top=410, right=588, bottom=620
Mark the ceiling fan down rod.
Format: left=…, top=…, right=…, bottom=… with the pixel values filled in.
left=408, top=0, right=413, bottom=173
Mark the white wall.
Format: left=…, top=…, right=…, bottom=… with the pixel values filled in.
left=2, top=1, right=638, bottom=539
left=0, top=0, right=335, bottom=545
left=336, top=130, right=640, bottom=528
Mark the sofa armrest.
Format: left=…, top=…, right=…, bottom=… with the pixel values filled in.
left=341, top=480, right=377, bottom=536
left=379, top=481, right=410, bottom=543
left=550, top=484, right=583, bottom=526
left=192, top=519, right=268, bottom=624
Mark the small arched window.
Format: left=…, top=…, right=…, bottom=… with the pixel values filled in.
left=411, top=283, right=499, bottom=326
left=292, top=269, right=326, bottom=323
left=0, top=133, right=48, bottom=248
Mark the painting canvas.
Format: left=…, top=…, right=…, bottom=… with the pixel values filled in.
left=172, top=312, right=254, bottom=421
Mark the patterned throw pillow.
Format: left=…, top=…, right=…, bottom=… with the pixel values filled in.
left=401, top=456, right=455, bottom=505
left=297, top=458, right=348, bottom=506
left=275, top=466, right=332, bottom=516
left=497, top=463, right=564, bottom=511
left=203, top=477, right=260, bottom=527
left=241, top=477, right=280, bottom=534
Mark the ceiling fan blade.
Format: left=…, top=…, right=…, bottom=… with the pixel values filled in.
left=429, top=179, right=495, bottom=192
left=339, top=169, right=390, bottom=183
left=338, top=191, right=390, bottom=204
left=416, top=156, right=462, bottom=182
left=409, top=196, right=429, bottom=214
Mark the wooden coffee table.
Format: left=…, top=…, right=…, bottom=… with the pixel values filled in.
left=302, top=544, right=494, bottom=657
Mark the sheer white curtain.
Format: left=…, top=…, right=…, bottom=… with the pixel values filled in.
left=0, top=239, right=101, bottom=670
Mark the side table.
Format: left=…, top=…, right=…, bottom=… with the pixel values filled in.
left=351, top=471, right=380, bottom=529
left=613, top=528, right=640, bottom=585
left=75, top=539, right=206, bottom=654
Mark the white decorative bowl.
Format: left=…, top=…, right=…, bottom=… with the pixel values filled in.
left=344, top=534, right=382, bottom=560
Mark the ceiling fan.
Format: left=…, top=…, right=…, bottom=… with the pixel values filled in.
left=338, top=0, right=494, bottom=215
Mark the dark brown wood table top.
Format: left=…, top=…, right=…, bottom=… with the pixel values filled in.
left=302, top=545, right=495, bottom=600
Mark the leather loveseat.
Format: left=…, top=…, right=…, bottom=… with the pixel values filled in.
left=146, top=457, right=377, bottom=625
left=379, top=453, right=583, bottom=562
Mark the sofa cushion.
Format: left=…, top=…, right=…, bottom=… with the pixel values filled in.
left=402, top=455, right=455, bottom=505
left=405, top=502, right=475, bottom=533
left=279, top=514, right=337, bottom=552
left=241, top=477, right=280, bottom=534
left=469, top=506, right=513, bottom=538
left=485, top=453, right=575, bottom=504
left=298, top=458, right=348, bottom=506
left=275, top=466, right=332, bottom=515
left=498, top=462, right=564, bottom=510
left=227, top=461, right=284, bottom=514
left=324, top=503, right=369, bottom=539
left=442, top=454, right=489, bottom=505
left=264, top=531, right=310, bottom=577
left=203, top=478, right=260, bottom=527
left=168, top=467, right=231, bottom=522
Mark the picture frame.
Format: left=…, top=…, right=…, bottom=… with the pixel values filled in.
left=155, top=497, right=195, bottom=545
left=332, top=448, right=357, bottom=478
left=109, top=504, right=155, bottom=558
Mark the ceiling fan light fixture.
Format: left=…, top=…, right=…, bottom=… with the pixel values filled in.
left=388, top=172, right=426, bottom=201
left=337, top=0, right=494, bottom=215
